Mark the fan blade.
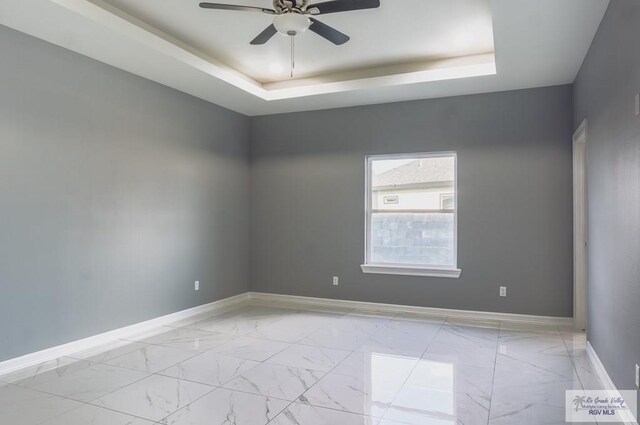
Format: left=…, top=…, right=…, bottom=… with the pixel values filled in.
left=250, top=24, right=278, bottom=45
left=309, top=18, right=350, bottom=45
left=311, top=0, right=380, bottom=15
left=199, top=3, right=276, bottom=14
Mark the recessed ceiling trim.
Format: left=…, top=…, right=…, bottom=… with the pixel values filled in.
left=52, top=0, right=266, bottom=97
left=264, top=54, right=496, bottom=100
left=50, top=0, right=498, bottom=101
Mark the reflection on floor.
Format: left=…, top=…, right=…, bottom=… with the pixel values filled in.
left=0, top=305, right=603, bottom=424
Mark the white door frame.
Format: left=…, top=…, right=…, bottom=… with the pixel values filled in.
left=573, top=119, right=588, bottom=331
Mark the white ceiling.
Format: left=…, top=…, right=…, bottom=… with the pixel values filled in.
left=0, top=0, right=609, bottom=116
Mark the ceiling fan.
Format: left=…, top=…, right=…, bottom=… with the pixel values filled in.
left=198, top=0, right=381, bottom=46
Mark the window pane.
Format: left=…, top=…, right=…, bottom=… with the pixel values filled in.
left=372, top=157, right=455, bottom=211
left=370, top=212, right=455, bottom=267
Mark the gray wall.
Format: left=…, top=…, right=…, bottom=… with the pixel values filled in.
left=0, top=25, right=250, bottom=362
left=250, top=85, right=574, bottom=317
left=573, top=0, right=640, bottom=399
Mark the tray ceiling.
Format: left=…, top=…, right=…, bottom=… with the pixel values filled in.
left=100, top=0, right=495, bottom=84
left=0, top=0, right=609, bottom=115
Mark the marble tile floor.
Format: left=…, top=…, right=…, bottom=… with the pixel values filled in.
left=0, top=305, right=606, bottom=425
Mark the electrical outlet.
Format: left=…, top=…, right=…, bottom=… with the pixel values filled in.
left=194, top=281, right=200, bottom=291
left=635, top=364, right=639, bottom=388
left=332, top=276, right=339, bottom=286
left=499, top=286, right=507, bottom=297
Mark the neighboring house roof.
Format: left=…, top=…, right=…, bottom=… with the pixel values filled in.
left=373, top=158, right=454, bottom=189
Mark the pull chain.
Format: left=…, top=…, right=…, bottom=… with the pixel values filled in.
left=290, top=33, right=295, bottom=78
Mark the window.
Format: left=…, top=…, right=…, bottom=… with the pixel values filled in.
left=361, top=152, right=461, bottom=278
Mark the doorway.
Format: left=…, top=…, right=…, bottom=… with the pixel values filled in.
left=573, top=119, right=588, bottom=331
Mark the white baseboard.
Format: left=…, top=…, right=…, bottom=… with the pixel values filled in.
left=247, top=292, right=575, bottom=327
left=0, top=290, right=576, bottom=380
left=0, top=292, right=250, bottom=378
left=586, top=342, right=618, bottom=392
left=587, top=341, right=639, bottom=425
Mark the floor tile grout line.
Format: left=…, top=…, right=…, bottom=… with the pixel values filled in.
left=8, top=360, right=156, bottom=405
left=267, top=335, right=366, bottom=422
left=5, top=305, right=579, bottom=425
left=7, top=357, right=96, bottom=388
left=403, top=316, right=498, bottom=424
left=261, top=308, right=400, bottom=422
left=184, top=308, right=352, bottom=348
left=146, top=309, right=358, bottom=383
left=118, top=328, right=230, bottom=348
left=377, top=318, right=447, bottom=422
left=486, top=321, right=506, bottom=425
left=0, top=307, right=369, bottom=383
left=241, top=309, right=371, bottom=424
left=202, top=308, right=363, bottom=416
left=97, top=347, right=204, bottom=376
left=294, top=316, right=383, bottom=349
left=87, top=392, right=199, bottom=424
left=18, top=386, right=87, bottom=425
left=30, top=306, right=436, bottom=421
left=488, top=322, right=573, bottom=423
left=266, top=400, right=385, bottom=424
left=139, top=383, right=220, bottom=424
left=7, top=368, right=159, bottom=423
left=1, top=308, right=340, bottom=424
left=87, top=343, right=293, bottom=423
left=15, top=342, right=217, bottom=421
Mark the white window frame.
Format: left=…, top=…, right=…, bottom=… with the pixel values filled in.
left=361, top=152, right=462, bottom=278
left=440, top=193, right=455, bottom=210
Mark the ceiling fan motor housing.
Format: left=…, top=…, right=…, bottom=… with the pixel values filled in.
left=273, top=0, right=312, bottom=13
left=273, top=13, right=310, bottom=36
left=199, top=0, right=382, bottom=45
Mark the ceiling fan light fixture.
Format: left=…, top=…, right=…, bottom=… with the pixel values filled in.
left=273, top=13, right=310, bottom=36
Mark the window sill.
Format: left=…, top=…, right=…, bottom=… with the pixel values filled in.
left=360, top=264, right=462, bottom=278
